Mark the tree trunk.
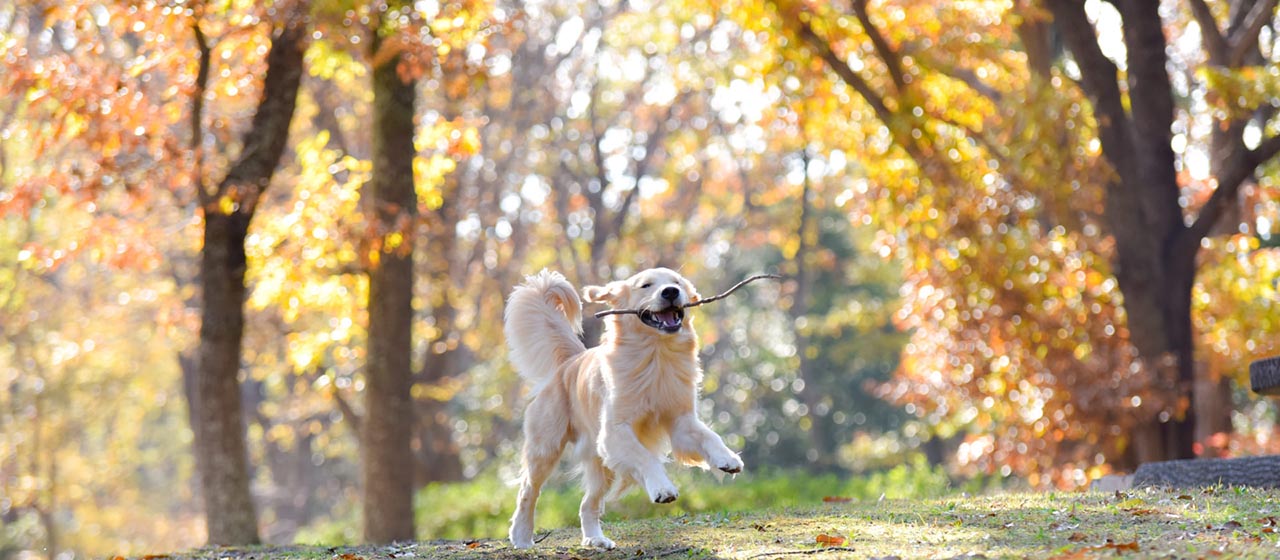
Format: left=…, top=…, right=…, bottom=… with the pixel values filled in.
left=195, top=212, right=262, bottom=545
left=191, top=14, right=305, bottom=545
left=1047, top=0, right=1200, bottom=463
left=362, top=26, right=419, bottom=543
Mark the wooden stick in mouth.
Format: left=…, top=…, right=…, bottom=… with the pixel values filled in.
left=593, top=274, right=783, bottom=318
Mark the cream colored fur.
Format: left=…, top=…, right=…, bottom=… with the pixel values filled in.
left=505, top=268, right=744, bottom=550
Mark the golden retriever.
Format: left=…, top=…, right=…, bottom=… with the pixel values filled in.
left=504, top=268, right=743, bottom=549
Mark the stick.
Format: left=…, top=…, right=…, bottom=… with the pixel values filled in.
left=593, top=274, right=782, bottom=318
left=636, top=545, right=694, bottom=559
left=745, top=546, right=859, bottom=559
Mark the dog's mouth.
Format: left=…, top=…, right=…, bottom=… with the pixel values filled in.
left=639, top=307, right=684, bottom=333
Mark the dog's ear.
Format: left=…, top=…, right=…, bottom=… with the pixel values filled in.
left=583, top=281, right=627, bottom=304
left=682, top=279, right=702, bottom=304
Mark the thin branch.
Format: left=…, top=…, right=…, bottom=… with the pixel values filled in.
left=332, top=386, right=363, bottom=436
left=774, top=0, right=892, bottom=122
left=611, top=98, right=682, bottom=237
left=851, top=0, right=905, bottom=92
left=594, top=274, right=782, bottom=318
left=1045, top=0, right=1132, bottom=173
left=1182, top=131, right=1280, bottom=243
left=191, top=21, right=212, bottom=205
left=1252, top=131, right=1280, bottom=164
left=746, top=546, right=860, bottom=559
left=636, top=546, right=694, bottom=559
left=1228, top=0, right=1279, bottom=66
left=1188, top=0, right=1229, bottom=64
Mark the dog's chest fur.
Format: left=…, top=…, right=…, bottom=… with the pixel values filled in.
left=600, top=334, right=701, bottom=445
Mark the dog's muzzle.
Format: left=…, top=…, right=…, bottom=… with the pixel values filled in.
left=639, top=306, right=684, bottom=333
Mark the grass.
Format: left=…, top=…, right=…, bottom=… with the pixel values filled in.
left=151, top=486, right=1280, bottom=559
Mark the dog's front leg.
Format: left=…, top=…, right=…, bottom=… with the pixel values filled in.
left=598, top=422, right=679, bottom=503
left=671, top=413, right=744, bottom=474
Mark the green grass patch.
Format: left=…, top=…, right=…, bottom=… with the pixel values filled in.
left=162, top=486, right=1280, bottom=559
left=296, top=458, right=962, bottom=544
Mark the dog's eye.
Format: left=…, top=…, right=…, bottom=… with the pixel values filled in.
left=640, top=283, right=652, bottom=289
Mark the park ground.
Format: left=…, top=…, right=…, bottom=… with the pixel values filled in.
left=140, top=486, right=1280, bottom=560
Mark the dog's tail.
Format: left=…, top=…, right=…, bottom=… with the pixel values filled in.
left=504, top=269, right=587, bottom=394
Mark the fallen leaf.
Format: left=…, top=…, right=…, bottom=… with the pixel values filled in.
left=752, top=523, right=770, bottom=532
left=1125, top=508, right=1157, bottom=516
left=816, top=534, right=846, bottom=546
left=823, top=496, right=853, bottom=503
left=1223, top=520, right=1244, bottom=530
left=1104, top=540, right=1140, bottom=552
left=1068, top=532, right=1087, bottom=542
left=466, top=540, right=481, bottom=549
left=1176, top=494, right=1192, bottom=500
left=338, top=554, right=365, bottom=560
left=1116, top=497, right=1145, bottom=509
left=142, top=555, right=171, bottom=560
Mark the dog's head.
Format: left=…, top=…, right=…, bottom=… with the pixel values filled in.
left=584, top=268, right=701, bottom=335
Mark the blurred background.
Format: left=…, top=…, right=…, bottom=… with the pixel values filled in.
left=2, top=0, right=1280, bottom=557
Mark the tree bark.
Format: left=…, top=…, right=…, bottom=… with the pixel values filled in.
left=192, top=15, right=305, bottom=546
left=362, top=18, right=419, bottom=543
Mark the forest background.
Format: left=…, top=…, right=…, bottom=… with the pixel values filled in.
left=3, top=0, right=1280, bottom=557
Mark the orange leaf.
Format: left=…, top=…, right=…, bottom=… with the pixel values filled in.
left=822, top=496, right=852, bottom=503
left=815, top=534, right=846, bottom=546
left=1103, top=540, right=1139, bottom=552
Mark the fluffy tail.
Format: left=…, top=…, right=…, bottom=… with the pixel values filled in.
left=504, top=269, right=587, bottom=394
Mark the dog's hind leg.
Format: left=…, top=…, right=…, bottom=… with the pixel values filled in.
left=577, top=455, right=616, bottom=549
left=509, top=395, right=569, bottom=549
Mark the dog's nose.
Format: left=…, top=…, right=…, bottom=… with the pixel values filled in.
left=661, top=286, right=680, bottom=301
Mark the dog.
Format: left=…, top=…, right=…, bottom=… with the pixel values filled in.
left=504, top=268, right=744, bottom=549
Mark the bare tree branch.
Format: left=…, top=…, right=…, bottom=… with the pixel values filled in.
left=191, top=21, right=212, bottom=205
left=1228, top=0, right=1279, bottom=66
left=851, top=0, right=906, bottom=92
left=1045, top=0, right=1132, bottom=173
left=1188, top=0, right=1229, bottom=64
left=1183, top=132, right=1280, bottom=242
left=774, top=0, right=892, bottom=121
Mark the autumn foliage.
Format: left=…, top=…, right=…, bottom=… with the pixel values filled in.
left=2, top=0, right=1280, bottom=557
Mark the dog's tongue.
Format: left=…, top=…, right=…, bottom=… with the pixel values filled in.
left=655, top=309, right=680, bottom=328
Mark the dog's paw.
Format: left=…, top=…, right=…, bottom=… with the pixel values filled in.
left=510, top=527, right=534, bottom=549
left=714, top=453, right=744, bottom=474
left=647, top=484, right=679, bottom=504
left=582, top=535, right=616, bottom=549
